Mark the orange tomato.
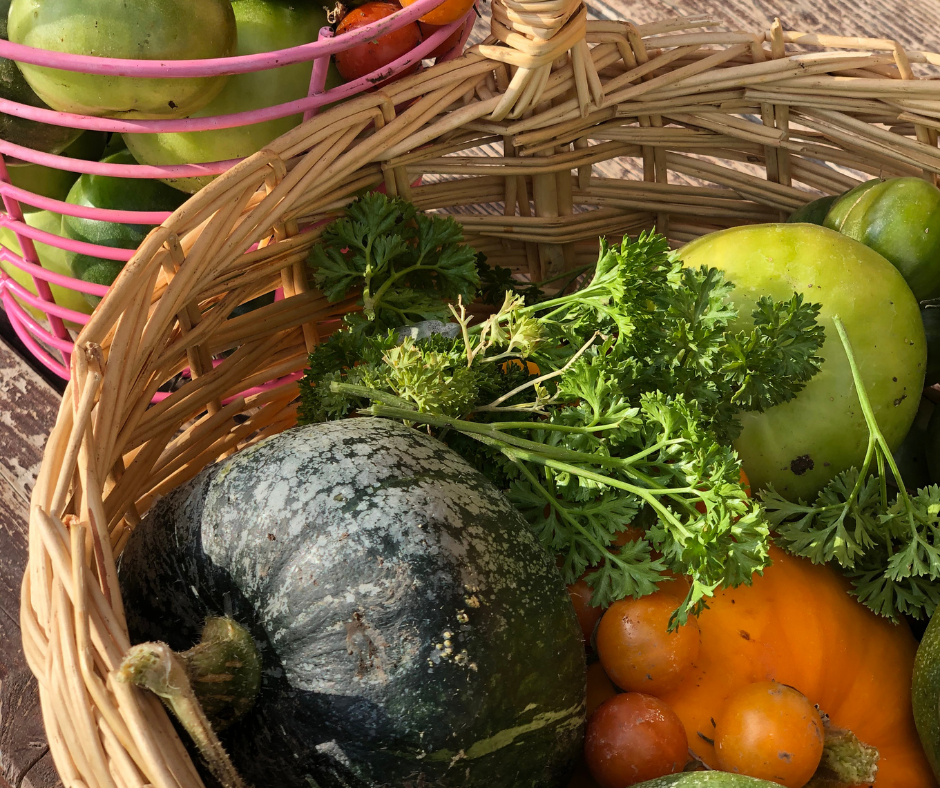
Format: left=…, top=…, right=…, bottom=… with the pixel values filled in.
left=714, top=682, right=824, bottom=788
left=586, top=661, right=618, bottom=717
left=334, top=3, right=423, bottom=83
left=568, top=578, right=604, bottom=644
left=656, top=547, right=935, bottom=787
left=401, top=0, right=474, bottom=26
left=596, top=592, right=700, bottom=695
left=418, top=21, right=463, bottom=59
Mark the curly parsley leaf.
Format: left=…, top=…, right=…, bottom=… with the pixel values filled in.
left=307, top=192, right=479, bottom=333
left=764, top=316, right=940, bottom=621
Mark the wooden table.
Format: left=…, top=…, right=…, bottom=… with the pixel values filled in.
left=0, top=310, right=64, bottom=788
left=3, top=1, right=940, bottom=785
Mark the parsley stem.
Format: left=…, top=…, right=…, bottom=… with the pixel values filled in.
left=832, top=315, right=912, bottom=509
left=329, top=382, right=415, bottom=411
left=365, top=403, right=692, bottom=535
left=486, top=332, right=599, bottom=409
left=511, top=459, right=648, bottom=582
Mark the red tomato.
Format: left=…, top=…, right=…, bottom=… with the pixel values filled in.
left=714, top=681, right=824, bottom=788
left=334, top=3, right=423, bottom=83
left=596, top=593, right=700, bottom=695
left=418, top=21, right=463, bottom=60
left=568, top=578, right=604, bottom=643
left=401, top=0, right=474, bottom=25
left=584, top=693, right=689, bottom=788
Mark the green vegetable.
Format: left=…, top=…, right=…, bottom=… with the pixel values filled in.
left=124, top=0, right=344, bottom=194
left=8, top=0, right=237, bottom=119
left=0, top=0, right=81, bottom=154
left=913, top=606, right=940, bottom=781
left=633, top=776, right=779, bottom=788
left=764, top=316, right=940, bottom=621
left=922, top=300, right=940, bottom=386
left=787, top=193, right=839, bottom=225
left=301, top=198, right=826, bottom=625
left=118, top=417, right=586, bottom=788
left=825, top=176, right=940, bottom=301
left=62, top=150, right=187, bottom=306
left=681, top=223, right=925, bottom=503
left=5, top=131, right=108, bottom=207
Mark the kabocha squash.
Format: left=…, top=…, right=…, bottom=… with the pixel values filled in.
left=117, top=418, right=586, bottom=788
left=656, top=548, right=935, bottom=787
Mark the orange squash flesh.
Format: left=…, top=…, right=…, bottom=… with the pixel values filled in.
left=657, top=547, right=936, bottom=788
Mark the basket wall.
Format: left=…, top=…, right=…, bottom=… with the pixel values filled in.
left=21, top=11, right=940, bottom=788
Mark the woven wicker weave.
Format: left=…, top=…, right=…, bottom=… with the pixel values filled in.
left=20, top=6, right=940, bottom=787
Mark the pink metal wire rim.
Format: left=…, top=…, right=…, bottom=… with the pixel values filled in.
left=0, top=287, right=75, bottom=353
left=1, top=294, right=70, bottom=377
left=0, top=275, right=91, bottom=325
left=0, top=182, right=174, bottom=223
left=0, top=17, right=470, bottom=138
left=0, top=214, right=134, bottom=262
left=0, top=0, right=452, bottom=77
left=0, top=246, right=110, bottom=296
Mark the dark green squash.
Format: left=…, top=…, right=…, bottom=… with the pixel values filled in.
left=118, top=417, right=586, bottom=788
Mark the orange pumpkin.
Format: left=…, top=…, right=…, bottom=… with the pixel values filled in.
left=657, top=547, right=936, bottom=788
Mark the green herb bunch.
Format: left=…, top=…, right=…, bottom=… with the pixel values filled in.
left=299, top=194, right=826, bottom=625
left=764, top=317, right=940, bottom=622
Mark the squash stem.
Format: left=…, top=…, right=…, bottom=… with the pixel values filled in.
left=117, top=618, right=261, bottom=788
left=808, top=722, right=879, bottom=787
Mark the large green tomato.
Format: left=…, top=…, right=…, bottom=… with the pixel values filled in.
left=62, top=150, right=187, bottom=306
left=8, top=0, right=237, bottom=119
left=6, top=131, right=108, bottom=208
left=0, top=209, right=94, bottom=326
left=125, top=0, right=343, bottom=194
left=824, top=177, right=940, bottom=302
left=0, top=0, right=81, bottom=153
left=681, top=223, right=925, bottom=501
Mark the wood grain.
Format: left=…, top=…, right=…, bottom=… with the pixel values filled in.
left=0, top=336, right=62, bottom=788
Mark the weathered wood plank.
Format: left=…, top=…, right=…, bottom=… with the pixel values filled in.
left=0, top=333, right=62, bottom=788
left=0, top=671, right=48, bottom=788
left=0, top=339, right=61, bottom=505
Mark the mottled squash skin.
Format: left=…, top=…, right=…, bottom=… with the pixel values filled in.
left=118, top=418, right=586, bottom=788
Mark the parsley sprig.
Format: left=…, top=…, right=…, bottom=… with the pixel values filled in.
left=764, top=316, right=940, bottom=621
left=309, top=192, right=479, bottom=335
left=301, top=196, right=826, bottom=625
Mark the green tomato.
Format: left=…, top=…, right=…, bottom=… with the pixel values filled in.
left=0, top=209, right=94, bottom=326
left=6, top=131, right=109, bottom=209
left=0, top=0, right=82, bottom=154
left=62, top=150, right=187, bottom=306
left=923, top=300, right=940, bottom=386
left=124, top=0, right=343, bottom=194
left=786, top=194, right=839, bottom=226
left=681, top=223, right=925, bottom=501
left=8, top=0, right=237, bottom=119
left=824, top=177, right=940, bottom=302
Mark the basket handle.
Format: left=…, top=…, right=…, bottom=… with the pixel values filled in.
left=476, top=0, right=599, bottom=120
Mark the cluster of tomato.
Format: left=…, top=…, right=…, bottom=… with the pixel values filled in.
left=333, top=0, right=474, bottom=83
left=567, top=470, right=828, bottom=788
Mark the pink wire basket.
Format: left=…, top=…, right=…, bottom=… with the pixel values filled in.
left=0, top=0, right=475, bottom=382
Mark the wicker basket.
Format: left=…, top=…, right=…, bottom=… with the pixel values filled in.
left=21, top=4, right=940, bottom=787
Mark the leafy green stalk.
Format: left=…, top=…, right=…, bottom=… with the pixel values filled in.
left=302, top=204, right=826, bottom=625
left=764, top=316, right=940, bottom=621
